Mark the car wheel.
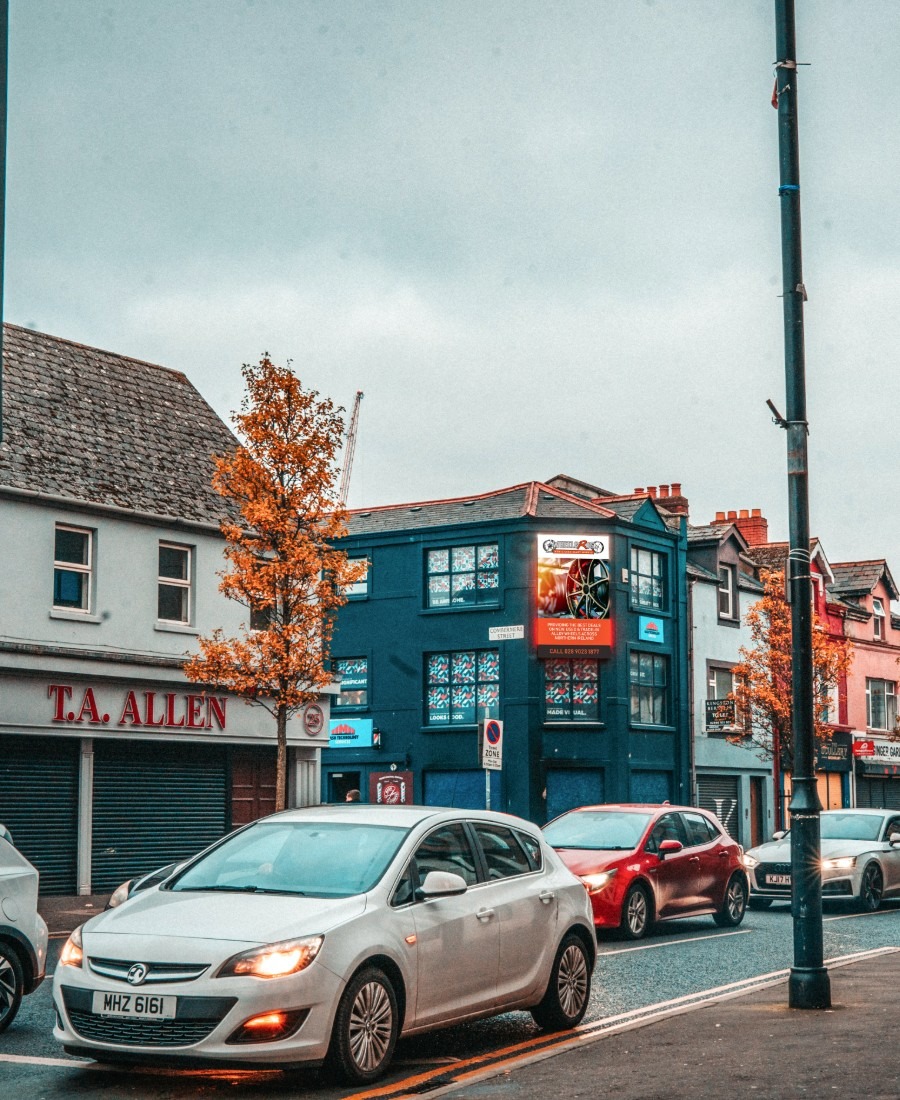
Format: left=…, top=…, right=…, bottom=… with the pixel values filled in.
left=530, top=933, right=591, bottom=1031
left=747, top=896, right=773, bottom=910
left=621, top=883, right=652, bottom=940
left=859, top=862, right=884, bottom=913
left=713, top=874, right=748, bottom=927
left=0, top=945, right=24, bottom=1034
left=325, top=966, right=399, bottom=1084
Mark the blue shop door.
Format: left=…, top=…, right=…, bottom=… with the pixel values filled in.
left=545, top=769, right=604, bottom=824
left=424, top=769, right=501, bottom=810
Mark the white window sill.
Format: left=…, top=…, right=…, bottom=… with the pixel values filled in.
left=154, top=621, right=199, bottom=635
left=50, top=609, right=102, bottom=624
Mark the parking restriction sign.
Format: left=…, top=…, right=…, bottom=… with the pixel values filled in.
left=479, top=719, right=503, bottom=771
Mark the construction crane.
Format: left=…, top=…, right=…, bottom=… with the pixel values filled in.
left=338, top=390, right=364, bottom=507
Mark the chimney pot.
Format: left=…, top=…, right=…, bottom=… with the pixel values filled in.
left=647, top=486, right=657, bottom=498
left=671, top=482, right=682, bottom=496
left=660, top=484, right=670, bottom=497
left=634, top=487, right=644, bottom=495
left=715, top=511, right=726, bottom=523
left=751, top=508, right=761, bottom=517
left=739, top=508, right=749, bottom=519
left=727, top=510, right=737, bottom=521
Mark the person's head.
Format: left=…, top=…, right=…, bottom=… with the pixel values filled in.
left=345, top=789, right=361, bottom=802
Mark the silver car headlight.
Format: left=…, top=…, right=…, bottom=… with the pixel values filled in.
left=821, top=856, right=856, bottom=871
left=59, top=924, right=84, bottom=968
left=217, top=935, right=324, bottom=979
left=742, top=854, right=760, bottom=869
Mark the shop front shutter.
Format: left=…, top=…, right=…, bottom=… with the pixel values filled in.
left=91, top=740, right=228, bottom=892
left=0, top=735, right=79, bottom=895
left=424, top=769, right=500, bottom=810
left=545, top=768, right=604, bottom=823
left=857, top=776, right=900, bottom=810
left=697, top=774, right=740, bottom=838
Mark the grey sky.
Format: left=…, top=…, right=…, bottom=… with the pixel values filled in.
left=8, top=1, right=899, bottom=565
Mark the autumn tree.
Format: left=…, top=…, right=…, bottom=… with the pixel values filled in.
left=729, top=568, right=853, bottom=821
left=186, top=355, right=364, bottom=810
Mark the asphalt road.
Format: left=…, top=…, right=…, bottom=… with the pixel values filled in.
left=2, top=899, right=899, bottom=1099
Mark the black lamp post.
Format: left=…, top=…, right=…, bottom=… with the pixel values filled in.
left=772, top=0, right=830, bottom=1010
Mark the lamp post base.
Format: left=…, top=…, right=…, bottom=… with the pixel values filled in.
left=789, top=966, right=831, bottom=1009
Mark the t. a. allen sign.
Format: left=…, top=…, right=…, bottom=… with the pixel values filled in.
left=48, top=684, right=228, bottom=731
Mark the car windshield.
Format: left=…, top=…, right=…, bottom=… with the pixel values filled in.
left=170, top=820, right=409, bottom=898
left=543, top=810, right=652, bottom=851
left=779, top=813, right=885, bottom=843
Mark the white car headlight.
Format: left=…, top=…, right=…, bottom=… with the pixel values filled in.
left=217, top=935, right=324, bottom=979
left=742, top=854, right=760, bottom=869
left=59, top=924, right=84, bottom=968
left=580, top=869, right=618, bottom=893
left=821, top=856, right=856, bottom=871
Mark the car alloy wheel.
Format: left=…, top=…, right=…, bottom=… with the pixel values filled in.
left=531, top=933, right=591, bottom=1031
left=327, top=966, right=398, bottom=1084
left=714, top=874, right=747, bottom=927
left=622, top=883, right=651, bottom=940
left=859, top=863, right=884, bottom=913
left=0, top=947, right=24, bottom=1033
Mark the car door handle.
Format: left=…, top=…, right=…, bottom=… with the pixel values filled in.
left=718, top=851, right=730, bottom=858
left=689, top=856, right=701, bottom=864
left=476, top=907, right=495, bottom=922
left=539, top=891, right=556, bottom=904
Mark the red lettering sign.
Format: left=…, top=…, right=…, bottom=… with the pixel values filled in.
left=47, top=683, right=228, bottom=731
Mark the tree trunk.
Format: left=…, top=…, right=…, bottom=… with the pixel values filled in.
left=275, top=702, right=288, bottom=812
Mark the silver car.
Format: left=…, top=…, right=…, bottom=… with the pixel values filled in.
left=743, top=808, right=900, bottom=911
left=54, top=805, right=595, bottom=1082
left=0, top=829, right=49, bottom=1031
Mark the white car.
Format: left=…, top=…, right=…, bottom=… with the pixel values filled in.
left=743, top=808, right=900, bottom=911
left=0, top=830, right=49, bottom=1031
left=53, top=805, right=595, bottom=1082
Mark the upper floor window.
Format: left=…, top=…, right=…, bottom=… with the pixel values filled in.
left=866, top=678, right=897, bottom=731
left=818, top=680, right=839, bottom=725
left=873, top=597, right=885, bottom=640
left=543, top=658, right=600, bottom=722
left=718, top=565, right=736, bottom=620
left=53, top=525, right=93, bottom=611
left=426, top=544, right=499, bottom=609
left=705, top=664, right=738, bottom=734
left=426, top=649, right=499, bottom=726
left=343, top=557, right=369, bottom=599
left=630, top=651, right=669, bottom=726
left=334, top=658, right=368, bottom=708
left=158, top=543, right=192, bottom=623
left=631, top=547, right=664, bottom=610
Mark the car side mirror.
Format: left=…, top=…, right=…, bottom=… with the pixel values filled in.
left=658, top=839, right=683, bottom=858
left=417, top=870, right=468, bottom=899
left=772, top=831, right=786, bottom=841
left=889, top=832, right=900, bottom=846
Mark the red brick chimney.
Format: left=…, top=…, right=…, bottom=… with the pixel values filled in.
left=657, top=481, right=689, bottom=516
left=714, top=507, right=769, bottom=546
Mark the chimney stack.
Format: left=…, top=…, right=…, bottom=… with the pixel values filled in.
left=655, top=481, right=690, bottom=516
left=713, top=507, right=769, bottom=546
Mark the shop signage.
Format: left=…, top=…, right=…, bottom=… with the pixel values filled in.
left=303, top=704, right=325, bottom=738
left=328, top=718, right=376, bottom=748
left=705, top=698, right=737, bottom=732
left=853, top=736, right=900, bottom=770
left=639, top=616, right=664, bottom=643
left=852, top=739, right=876, bottom=757
left=488, top=624, right=525, bottom=641
left=48, top=684, right=227, bottom=731
left=535, top=534, right=612, bottom=657
left=815, top=732, right=851, bottom=772
left=369, top=771, right=413, bottom=804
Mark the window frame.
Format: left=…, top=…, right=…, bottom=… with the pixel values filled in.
left=629, top=650, right=670, bottom=727
left=630, top=546, right=666, bottom=612
left=157, top=542, right=193, bottom=625
left=333, top=657, right=369, bottom=709
left=424, top=542, right=500, bottom=611
left=873, top=597, right=885, bottom=641
left=705, top=662, right=739, bottom=735
left=424, top=648, right=500, bottom=727
left=542, top=657, right=601, bottom=724
left=866, top=677, right=897, bottom=731
left=53, top=524, right=94, bottom=613
left=343, top=556, right=370, bottom=599
left=717, top=564, right=736, bottom=620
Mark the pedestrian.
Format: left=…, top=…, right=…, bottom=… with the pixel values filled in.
left=345, top=789, right=361, bottom=802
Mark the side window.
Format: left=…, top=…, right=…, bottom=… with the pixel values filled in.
left=390, top=863, right=415, bottom=908
left=885, top=818, right=900, bottom=842
left=158, top=543, right=192, bottom=623
left=334, top=658, right=368, bottom=708
left=473, top=824, right=532, bottom=880
left=517, top=830, right=543, bottom=871
left=53, top=524, right=94, bottom=611
left=645, top=813, right=687, bottom=854
left=412, top=824, right=478, bottom=886
left=682, top=812, right=716, bottom=847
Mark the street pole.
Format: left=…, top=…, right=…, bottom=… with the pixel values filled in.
left=773, top=0, right=830, bottom=1010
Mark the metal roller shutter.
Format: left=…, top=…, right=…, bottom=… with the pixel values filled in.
left=856, top=777, right=900, bottom=810
left=697, top=774, right=740, bottom=838
left=0, top=735, right=79, bottom=894
left=91, top=740, right=228, bottom=892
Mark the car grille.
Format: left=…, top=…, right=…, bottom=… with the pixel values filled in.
left=88, top=957, right=209, bottom=984
left=61, top=987, right=237, bottom=1049
left=755, top=862, right=791, bottom=893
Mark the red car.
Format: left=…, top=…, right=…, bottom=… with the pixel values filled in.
left=543, top=803, right=748, bottom=939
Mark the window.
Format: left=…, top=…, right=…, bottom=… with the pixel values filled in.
left=706, top=665, right=738, bottom=733
left=157, top=543, right=192, bottom=623
left=718, top=565, right=736, bottom=619
left=682, top=812, right=719, bottom=846
left=630, top=547, right=664, bottom=610
left=426, top=543, right=499, bottom=608
left=53, top=525, right=93, bottom=611
left=334, top=658, right=368, bottom=708
left=543, top=658, right=600, bottom=722
left=817, top=680, right=839, bottom=725
left=873, top=597, right=885, bottom=640
left=472, top=824, right=532, bottom=880
left=412, top=824, right=478, bottom=885
left=426, top=649, right=499, bottom=726
left=630, top=651, right=669, bottom=726
left=344, top=557, right=369, bottom=598
left=866, top=678, right=897, bottom=731
left=645, top=812, right=686, bottom=854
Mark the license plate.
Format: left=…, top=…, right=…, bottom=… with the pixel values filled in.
left=765, top=873, right=791, bottom=885
left=92, top=991, right=177, bottom=1018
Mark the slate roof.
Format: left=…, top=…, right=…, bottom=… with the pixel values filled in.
left=687, top=522, right=733, bottom=543
left=346, top=482, right=618, bottom=537
left=0, top=324, right=237, bottom=525
left=830, top=560, right=898, bottom=601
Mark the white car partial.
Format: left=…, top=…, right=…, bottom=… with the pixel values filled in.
left=743, top=808, right=900, bottom=911
left=0, top=829, right=49, bottom=1031
left=53, top=805, right=595, bottom=1082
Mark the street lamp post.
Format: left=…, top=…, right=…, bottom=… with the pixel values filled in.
left=773, top=0, right=830, bottom=1010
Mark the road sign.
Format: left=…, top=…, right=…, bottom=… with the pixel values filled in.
left=480, top=719, right=503, bottom=771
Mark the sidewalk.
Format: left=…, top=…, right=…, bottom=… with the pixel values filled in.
left=39, top=894, right=110, bottom=936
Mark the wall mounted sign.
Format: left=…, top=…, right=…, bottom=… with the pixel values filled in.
left=328, top=717, right=376, bottom=748
left=638, top=616, right=664, bottom=643
left=535, top=534, right=612, bottom=657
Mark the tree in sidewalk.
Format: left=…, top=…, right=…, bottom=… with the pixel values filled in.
left=728, top=568, right=853, bottom=779
left=185, top=355, right=364, bottom=811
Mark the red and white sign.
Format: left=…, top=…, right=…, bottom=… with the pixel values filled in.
left=852, top=739, right=876, bottom=758
left=369, top=772, right=413, bottom=805
left=48, top=684, right=227, bottom=731
left=303, top=704, right=325, bottom=738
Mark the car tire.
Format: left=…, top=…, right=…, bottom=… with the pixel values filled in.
left=747, top=896, right=773, bottom=910
left=0, top=944, right=24, bottom=1034
left=858, top=862, right=884, bottom=913
left=530, top=933, right=591, bottom=1031
left=325, top=966, right=399, bottom=1084
left=621, top=883, right=652, bottom=940
left=713, top=874, right=748, bottom=927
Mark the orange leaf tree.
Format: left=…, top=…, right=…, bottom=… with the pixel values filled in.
left=186, top=355, right=364, bottom=810
left=729, top=568, right=853, bottom=775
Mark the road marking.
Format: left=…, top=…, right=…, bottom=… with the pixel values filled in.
left=0, top=1054, right=88, bottom=1067
left=824, top=908, right=899, bottom=922
left=597, top=928, right=752, bottom=955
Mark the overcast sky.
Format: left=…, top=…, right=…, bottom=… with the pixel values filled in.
left=7, top=1, right=899, bottom=567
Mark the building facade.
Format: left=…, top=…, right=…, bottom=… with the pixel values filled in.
left=0, top=326, right=332, bottom=895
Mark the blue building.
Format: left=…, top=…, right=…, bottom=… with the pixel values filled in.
left=324, top=476, right=690, bottom=824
